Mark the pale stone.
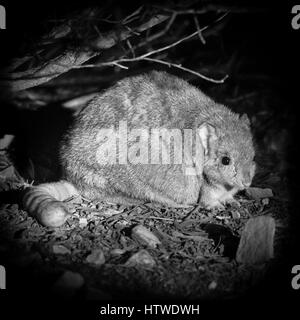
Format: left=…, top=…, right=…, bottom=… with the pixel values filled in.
left=131, top=225, right=161, bottom=248
left=125, top=249, right=156, bottom=268
left=53, top=244, right=71, bottom=255
left=245, top=187, right=273, bottom=200
left=236, top=216, right=275, bottom=265
left=86, top=248, right=106, bottom=266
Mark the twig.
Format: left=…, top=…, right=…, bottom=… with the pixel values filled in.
left=181, top=204, right=202, bottom=222
left=122, top=6, right=143, bottom=24
left=156, top=5, right=268, bottom=14
left=145, top=216, right=175, bottom=222
left=193, top=15, right=206, bottom=44
left=109, top=12, right=228, bottom=61
left=124, top=25, right=141, bottom=36
left=2, top=13, right=169, bottom=93
left=140, top=12, right=178, bottom=45
left=71, top=13, right=229, bottom=83
left=126, top=39, right=136, bottom=58
left=144, top=58, right=228, bottom=83
left=142, top=203, right=164, bottom=215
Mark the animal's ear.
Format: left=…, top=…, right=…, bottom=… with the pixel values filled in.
left=240, top=113, right=251, bottom=126
left=197, top=123, right=217, bottom=156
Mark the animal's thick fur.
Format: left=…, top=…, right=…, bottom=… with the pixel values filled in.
left=23, top=71, right=256, bottom=227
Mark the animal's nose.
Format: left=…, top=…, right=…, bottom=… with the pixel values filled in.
left=242, top=170, right=253, bottom=188
left=242, top=165, right=255, bottom=188
left=242, top=181, right=251, bottom=188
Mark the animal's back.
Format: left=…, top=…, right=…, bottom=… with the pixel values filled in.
left=60, top=71, right=208, bottom=205
left=69, top=71, right=215, bottom=130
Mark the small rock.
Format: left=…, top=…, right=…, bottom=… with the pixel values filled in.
left=215, top=215, right=230, bottom=221
left=125, top=249, right=156, bottom=268
left=79, top=218, right=88, bottom=228
left=131, top=225, right=161, bottom=248
left=262, top=198, right=269, bottom=206
left=115, top=220, right=130, bottom=228
left=208, top=281, right=218, bottom=290
left=110, top=248, right=126, bottom=256
left=245, top=187, right=273, bottom=200
left=86, top=248, right=106, bottom=266
left=236, top=216, right=275, bottom=265
left=53, top=244, right=71, bottom=255
left=52, top=271, right=84, bottom=297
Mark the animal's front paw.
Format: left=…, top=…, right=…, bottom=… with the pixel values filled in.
left=205, top=201, right=225, bottom=211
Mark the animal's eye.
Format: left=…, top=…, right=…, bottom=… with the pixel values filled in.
left=221, top=156, right=231, bottom=165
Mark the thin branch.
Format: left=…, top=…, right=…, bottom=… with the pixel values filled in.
left=1, top=8, right=230, bottom=96
left=101, top=6, right=143, bottom=24
left=140, top=12, right=177, bottom=46
left=193, top=15, right=206, bottom=44
left=155, top=4, right=268, bottom=14
left=122, top=5, right=143, bottom=24
left=143, top=58, right=228, bottom=83
left=1, top=13, right=169, bottom=93
left=126, top=39, right=136, bottom=58
left=71, top=56, right=228, bottom=85
left=71, top=13, right=229, bottom=83
left=134, top=12, right=228, bottom=60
